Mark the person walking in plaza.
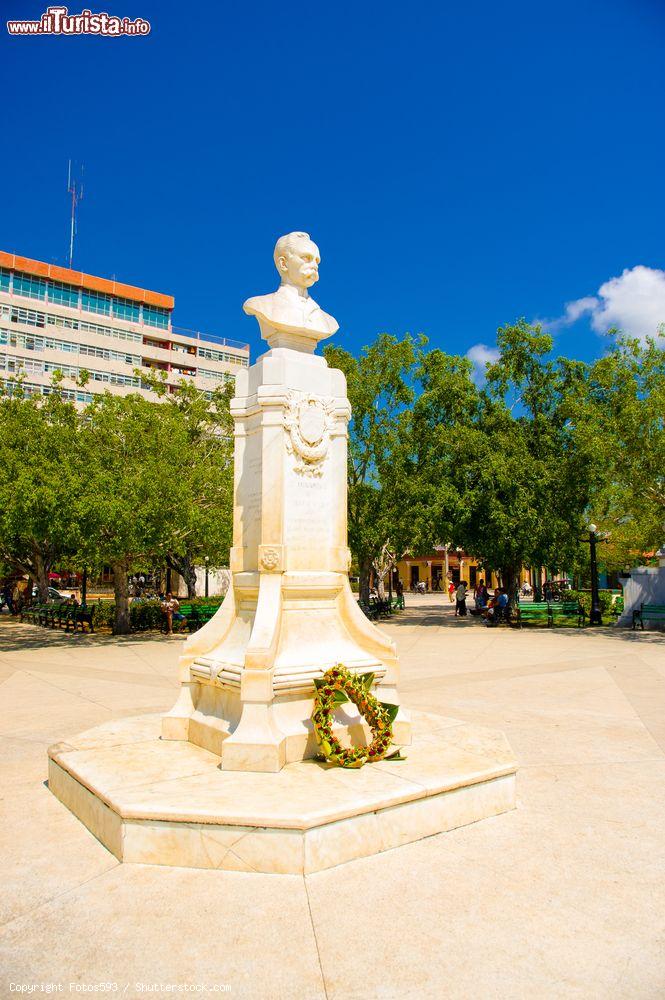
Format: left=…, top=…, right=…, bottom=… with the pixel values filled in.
left=474, top=579, right=488, bottom=611
left=448, top=578, right=456, bottom=603
left=455, top=580, right=468, bottom=617
left=161, top=592, right=181, bottom=635
left=0, top=584, right=12, bottom=614
left=485, top=587, right=509, bottom=626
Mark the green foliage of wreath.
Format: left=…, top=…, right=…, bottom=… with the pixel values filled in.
left=312, top=664, right=406, bottom=768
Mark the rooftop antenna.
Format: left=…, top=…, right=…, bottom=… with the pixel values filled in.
left=67, top=159, right=84, bottom=269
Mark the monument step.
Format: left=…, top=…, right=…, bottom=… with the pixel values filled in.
left=47, top=711, right=517, bottom=874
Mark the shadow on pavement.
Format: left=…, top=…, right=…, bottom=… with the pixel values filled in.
left=0, top=617, right=184, bottom=653
left=378, top=603, right=665, bottom=642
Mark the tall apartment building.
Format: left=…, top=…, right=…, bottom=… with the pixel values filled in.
left=0, top=251, right=249, bottom=404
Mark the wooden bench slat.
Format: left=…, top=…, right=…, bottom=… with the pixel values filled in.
left=633, top=603, right=665, bottom=630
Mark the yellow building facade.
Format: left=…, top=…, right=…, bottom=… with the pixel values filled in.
left=395, top=547, right=534, bottom=593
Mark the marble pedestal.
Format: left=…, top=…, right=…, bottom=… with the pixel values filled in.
left=162, top=346, right=411, bottom=772
left=47, top=711, right=517, bottom=874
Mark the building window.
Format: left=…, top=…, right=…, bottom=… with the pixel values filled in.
left=47, top=313, right=77, bottom=331
left=2, top=330, right=40, bottom=351
left=198, top=346, right=248, bottom=366
left=13, top=272, right=47, bottom=301
left=0, top=269, right=10, bottom=293
left=44, top=361, right=78, bottom=378
left=45, top=312, right=143, bottom=344
left=81, top=290, right=112, bottom=316
left=197, top=368, right=235, bottom=383
left=41, top=385, right=94, bottom=403
left=113, top=298, right=141, bottom=324
left=0, top=380, right=41, bottom=398
left=143, top=305, right=169, bottom=329
left=10, top=306, right=45, bottom=329
left=48, top=281, right=80, bottom=309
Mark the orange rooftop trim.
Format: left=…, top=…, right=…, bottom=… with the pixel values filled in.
left=0, top=251, right=174, bottom=310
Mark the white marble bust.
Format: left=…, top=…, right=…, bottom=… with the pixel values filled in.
left=244, top=232, right=339, bottom=352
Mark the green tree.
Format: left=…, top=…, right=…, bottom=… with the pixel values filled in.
left=414, top=321, right=592, bottom=594
left=324, top=334, right=425, bottom=604
left=563, top=333, right=665, bottom=568
left=0, top=376, right=85, bottom=601
left=481, top=319, right=593, bottom=589
left=79, top=391, right=192, bottom=632
left=139, top=372, right=234, bottom=596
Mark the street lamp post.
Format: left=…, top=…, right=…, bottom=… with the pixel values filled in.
left=587, top=524, right=602, bottom=626
left=578, top=523, right=609, bottom=625
left=204, top=556, right=209, bottom=599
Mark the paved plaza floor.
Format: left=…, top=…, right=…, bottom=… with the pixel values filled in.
left=1, top=595, right=664, bottom=999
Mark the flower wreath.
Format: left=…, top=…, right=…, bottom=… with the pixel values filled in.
left=312, top=664, right=406, bottom=769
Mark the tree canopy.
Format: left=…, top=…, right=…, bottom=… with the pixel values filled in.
left=1, top=321, right=662, bottom=628
left=0, top=373, right=234, bottom=632
left=329, top=321, right=664, bottom=594
left=0, top=375, right=86, bottom=601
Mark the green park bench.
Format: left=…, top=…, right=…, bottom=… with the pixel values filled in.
left=549, top=600, right=585, bottom=627
left=19, top=604, right=34, bottom=624
left=57, top=603, right=79, bottom=629
left=66, top=605, right=95, bottom=633
left=159, top=602, right=223, bottom=634
left=359, top=600, right=379, bottom=621
left=632, top=604, right=665, bottom=631
left=515, top=602, right=550, bottom=627
left=160, top=602, right=194, bottom=634
left=516, top=599, right=584, bottom=628
left=40, top=601, right=95, bottom=633
left=372, top=597, right=394, bottom=619
left=38, top=603, right=57, bottom=626
left=46, top=603, right=67, bottom=628
left=32, top=606, right=47, bottom=624
left=191, top=603, right=220, bottom=628
left=20, top=604, right=43, bottom=625
left=42, top=602, right=74, bottom=629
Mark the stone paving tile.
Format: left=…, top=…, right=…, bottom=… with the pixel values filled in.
left=0, top=865, right=325, bottom=1000
left=0, top=600, right=664, bottom=999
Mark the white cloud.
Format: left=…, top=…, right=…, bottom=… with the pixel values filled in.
left=466, top=343, right=500, bottom=383
left=589, top=266, right=665, bottom=341
left=542, top=266, right=665, bottom=343
left=564, top=296, right=599, bottom=325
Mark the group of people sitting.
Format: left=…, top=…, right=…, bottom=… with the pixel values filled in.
left=452, top=579, right=510, bottom=625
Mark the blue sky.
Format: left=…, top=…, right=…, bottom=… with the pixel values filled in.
left=2, top=0, right=664, bottom=368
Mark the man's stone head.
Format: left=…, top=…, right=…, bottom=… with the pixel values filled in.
left=274, top=232, right=321, bottom=289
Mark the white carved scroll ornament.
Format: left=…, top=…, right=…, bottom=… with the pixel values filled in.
left=284, top=391, right=336, bottom=477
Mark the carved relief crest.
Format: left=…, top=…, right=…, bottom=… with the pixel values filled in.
left=284, top=391, right=336, bottom=477
left=260, top=547, right=280, bottom=572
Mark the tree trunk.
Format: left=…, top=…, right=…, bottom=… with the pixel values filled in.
left=359, top=556, right=372, bottom=606
left=112, top=560, right=131, bottom=635
left=31, top=547, right=50, bottom=603
left=501, top=565, right=520, bottom=604
left=167, top=552, right=197, bottom=598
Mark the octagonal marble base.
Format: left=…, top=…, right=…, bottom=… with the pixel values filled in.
left=47, top=712, right=517, bottom=874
